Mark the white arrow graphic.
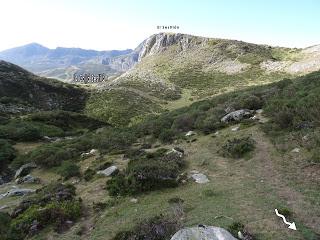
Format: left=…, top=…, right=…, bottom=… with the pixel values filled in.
left=275, top=209, right=297, bottom=230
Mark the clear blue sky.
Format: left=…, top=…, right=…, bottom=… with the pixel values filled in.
left=1, top=0, right=319, bottom=51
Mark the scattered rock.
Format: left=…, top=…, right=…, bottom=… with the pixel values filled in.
left=191, top=173, right=210, bottom=184
left=214, top=131, right=219, bottom=136
left=231, top=126, right=240, bottom=131
left=302, top=135, right=309, bottom=141
left=256, top=109, right=263, bottom=114
left=97, top=166, right=118, bottom=177
left=170, top=226, right=237, bottom=240
left=291, top=148, right=300, bottom=153
left=14, top=163, right=37, bottom=179
left=16, top=174, right=40, bottom=184
left=238, top=231, right=244, bottom=239
left=130, top=198, right=138, bottom=203
left=185, top=131, right=196, bottom=137
left=167, top=148, right=184, bottom=158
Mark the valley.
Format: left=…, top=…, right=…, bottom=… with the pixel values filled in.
left=0, top=33, right=320, bottom=240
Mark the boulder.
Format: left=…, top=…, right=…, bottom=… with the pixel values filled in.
left=170, top=226, right=237, bottom=240
left=16, top=174, right=40, bottom=184
left=291, top=148, right=300, bottom=153
left=185, top=131, right=196, bottom=137
left=231, top=126, right=240, bottom=131
left=81, top=149, right=98, bottom=158
left=167, top=148, right=184, bottom=158
left=221, top=109, right=253, bottom=123
left=191, top=173, right=210, bottom=184
left=97, top=166, right=118, bottom=177
left=14, top=163, right=37, bottom=179
left=3, top=188, right=35, bottom=197
left=130, top=198, right=138, bottom=203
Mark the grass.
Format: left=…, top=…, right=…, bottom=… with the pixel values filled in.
left=85, top=88, right=163, bottom=126
left=45, top=125, right=317, bottom=240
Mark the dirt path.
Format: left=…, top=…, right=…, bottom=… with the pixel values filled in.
left=250, top=127, right=320, bottom=233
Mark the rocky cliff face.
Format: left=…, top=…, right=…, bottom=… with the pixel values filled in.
left=138, top=33, right=198, bottom=60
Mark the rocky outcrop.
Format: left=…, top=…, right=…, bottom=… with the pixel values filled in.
left=170, top=226, right=237, bottom=240
left=221, top=109, right=254, bottom=123
left=14, top=163, right=37, bottom=179
left=139, top=33, right=197, bottom=60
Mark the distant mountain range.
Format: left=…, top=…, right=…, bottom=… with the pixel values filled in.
left=0, top=43, right=136, bottom=81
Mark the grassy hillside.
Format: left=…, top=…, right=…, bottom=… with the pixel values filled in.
left=0, top=61, right=88, bottom=115
left=1, top=71, right=320, bottom=239
left=90, top=34, right=320, bottom=126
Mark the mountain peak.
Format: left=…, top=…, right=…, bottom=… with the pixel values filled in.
left=138, top=32, right=205, bottom=60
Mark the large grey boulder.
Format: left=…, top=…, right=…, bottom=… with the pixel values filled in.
left=221, top=110, right=253, bottom=123
left=14, top=163, right=37, bottom=179
left=191, top=173, right=210, bottom=184
left=97, top=166, right=118, bottom=177
left=171, top=226, right=237, bottom=240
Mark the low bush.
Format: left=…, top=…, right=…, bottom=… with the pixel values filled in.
left=0, top=139, right=16, bottom=172
left=107, top=149, right=185, bottom=196
left=220, top=137, right=255, bottom=158
left=83, top=168, right=96, bottom=181
left=94, top=128, right=135, bottom=154
left=0, top=212, right=11, bottom=239
left=158, top=129, right=176, bottom=143
left=112, top=215, right=180, bottom=240
left=57, top=161, right=81, bottom=180
left=11, top=136, right=94, bottom=169
left=0, top=119, right=65, bottom=141
left=28, top=110, right=106, bottom=131
left=9, top=183, right=81, bottom=238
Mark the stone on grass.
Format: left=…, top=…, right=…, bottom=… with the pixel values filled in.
left=185, top=131, right=196, bottom=137
left=231, top=126, right=240, bottom=131
left=97, top=166, right=118, bottom=177
left=191, top=173, right=210, bottom=184
left=130, top=198, right=138, bottom=203
left=170, top=226, right=237, bottom=240
left=291, top=148, right=300, bottom=153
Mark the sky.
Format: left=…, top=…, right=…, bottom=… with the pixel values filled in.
left=0, top=0, right=320, bottom=51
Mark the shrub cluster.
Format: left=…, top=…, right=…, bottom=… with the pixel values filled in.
left=220, top=137, right=255, bottom=158
left=0, top=139, right=16, bottom=172
left=4, top=183, right=82, bottom=239
left=107, top=148, right=185, bottom=196
left=57, top=161, right=81, bottom=180
left=112, top=215, right=180, bottom=240
left=28, top=110, right=106, bottom=131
